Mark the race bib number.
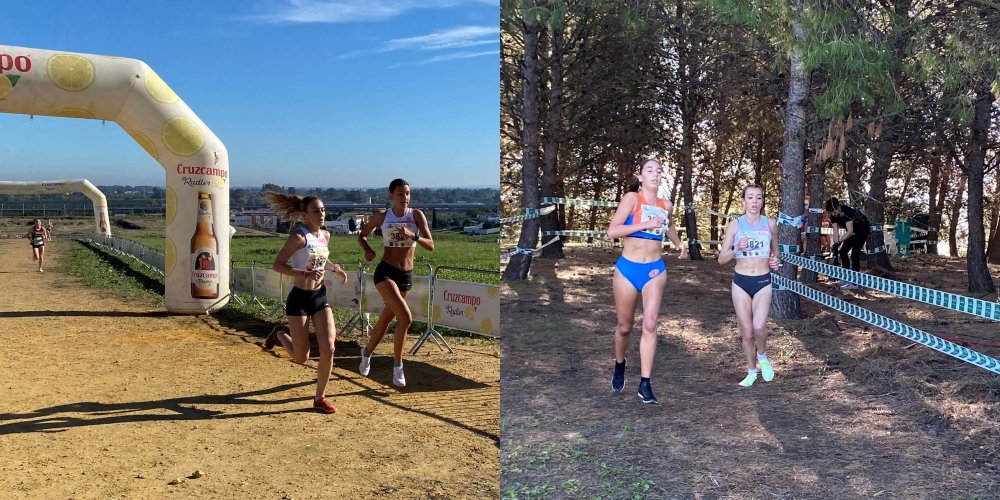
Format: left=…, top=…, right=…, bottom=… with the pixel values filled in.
left=638, top=205, right=669, bottom=237
left=385, top=223, right=417, bottom=248
left=736, top=230, right=770, bottom=258
left=307, top=246, right=329, bottom=271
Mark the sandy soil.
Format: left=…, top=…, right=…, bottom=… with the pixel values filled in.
left=501, top=248, right=1000, bottom=499
left=0, top=237, right=499, bottom=499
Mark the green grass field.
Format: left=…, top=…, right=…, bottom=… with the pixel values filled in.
left=128, top=229, right=499, bottom=283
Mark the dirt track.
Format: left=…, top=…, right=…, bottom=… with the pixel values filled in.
left=501, top=248, right=1000, bottom=499
left=0, top=238, right=499, bottom=499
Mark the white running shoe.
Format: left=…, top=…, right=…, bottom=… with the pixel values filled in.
left=392, top=364, right=406, bottom=387
left=359, top=347, right=372, bottom=377
left=38, top=268, right=43, bottom=273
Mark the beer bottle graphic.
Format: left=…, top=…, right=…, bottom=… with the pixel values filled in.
left=99, top=213, right=108, bottom=234
left=191, top=191, right=220, bottom=299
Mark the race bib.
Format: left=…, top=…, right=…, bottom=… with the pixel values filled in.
left=638, top=205, right=669, bottom=237
left=307, top=246, right=329, bottom=271
left=385, top=223, right=417, bottom=248
left=736, top=230, right=770, bottom=258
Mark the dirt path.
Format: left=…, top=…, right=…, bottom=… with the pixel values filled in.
left=501, top=249, right=1000, bottom=499
left=0, top=239, right=499, bottom=499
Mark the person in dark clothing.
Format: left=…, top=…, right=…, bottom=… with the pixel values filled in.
left=825, top=197, right=871, bottom=289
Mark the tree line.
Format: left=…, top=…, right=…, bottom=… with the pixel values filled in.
left=501, top=0, right=999, bottom=317
left=0, top=185, right=500, bottom=207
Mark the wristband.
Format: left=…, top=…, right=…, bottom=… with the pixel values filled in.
left=412, top=233, right=419, bottom=242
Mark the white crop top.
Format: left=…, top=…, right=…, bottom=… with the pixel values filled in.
left=382, top=208, right=418, bottom=248
left=734, top=215, right=771, bottom=259
left=290, top=226, right=330, bottom=271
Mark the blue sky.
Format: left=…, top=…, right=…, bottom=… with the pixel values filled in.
left=0, top=0, right=499, bottom=188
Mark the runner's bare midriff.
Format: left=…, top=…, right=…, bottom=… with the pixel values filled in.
left=381, top=245, right=415, bottom=271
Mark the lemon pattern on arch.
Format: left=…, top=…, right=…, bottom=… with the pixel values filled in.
left=161, top=117, right=205, bottom=156
left=47, top=54, right=95, bottom=92
left=128, top=130, right=159, bottom=160
left=479, top=319, right=493, bottom=335
left=52, top=108, right=95, bottom=119
left=165, top=187, right=177, bottom=225
left=0, top=75, right=13, bottom=100
left=143, top=68, right=179, bottom=104
left=164, top=237, right=176, bottom=276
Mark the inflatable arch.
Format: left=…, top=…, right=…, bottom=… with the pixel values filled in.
left=0, top=179, right=112, bottom=236
left=0, top=45, right=229, bottom=313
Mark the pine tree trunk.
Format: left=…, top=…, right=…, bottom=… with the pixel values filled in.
left=949, top=174, right=966, bottom=258
left=539, top=23, right=565, bottom=259
left=710, top=167, right=721, bottom=250
left=987, top=179, right=1000, bottom=263
left=502, top=5, right=543, bottom=281
left=965, top=70, right=997, bottom=293
left=927, top=152, right=942, bottom=255
left=866, top=117, right=894, bottom=271
left=676, top=0, right=702, bottom=260
left=771, top=10, right=807, bottom=320
left=801, top=157, right=825, bottom=283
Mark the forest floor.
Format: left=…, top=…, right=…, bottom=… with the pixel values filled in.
left=501, top=248, right=1000, bottom=499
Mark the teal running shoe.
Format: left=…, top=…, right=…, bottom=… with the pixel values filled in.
left=758, top=357, right=775, bottom=382
left=739, top=370, right=758, bottom=387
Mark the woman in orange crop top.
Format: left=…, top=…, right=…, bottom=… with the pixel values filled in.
left=606, top=159, right=686, bottom=404
left=357, top=178, right=434, bottom=388
left=264, top=191, right=348, bottom=414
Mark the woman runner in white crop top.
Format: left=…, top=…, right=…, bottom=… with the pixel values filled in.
left=357, top=178, right=434, bottom=388
left=718, top=185, right=781, bottom=388
left=25, top=219, right=50, bottom=272
left=265, top=191, right=348, bottom=414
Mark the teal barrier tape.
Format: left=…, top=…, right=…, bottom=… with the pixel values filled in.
left=500, top=205, right=556, bottom=224
left=778, top=212, right=807, bottom=227
left=540, top=197, right=619, bottom=208
left=542, top=230, right=608, bottom=238
left=770, top=274, right=1000, bottom=375
left=780, top=252, right=1000, bottom=322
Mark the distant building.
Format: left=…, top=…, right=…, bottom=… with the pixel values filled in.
left=231, top=209, right=279, bottom=229
left=328, top=214, right=364, bottom=235
left=463, top=224, right=500, bottom=235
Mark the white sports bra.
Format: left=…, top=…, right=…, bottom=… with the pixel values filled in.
left=382, top=208, right=418, bottom=248
left=734, top=215, right=771, bottom=259
left=290, top=226, right=329, bottom=271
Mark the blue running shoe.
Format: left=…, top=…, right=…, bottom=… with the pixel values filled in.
left=611, top=359, right=626, bottom=392
left=637, top=379, right=658, bottom=404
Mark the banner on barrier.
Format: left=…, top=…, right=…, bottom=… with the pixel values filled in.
left=432, top=279, right=500, bottom=336
left=323, top=270, right=362, bottom=309
left=232, top=267, right=253, bottom=293
left=361, top=275, right=431, bottom=322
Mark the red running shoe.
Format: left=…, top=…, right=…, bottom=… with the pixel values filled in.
left=313, top=397, right=337, bottom=414
left=263, top=325, right=287, bottom=350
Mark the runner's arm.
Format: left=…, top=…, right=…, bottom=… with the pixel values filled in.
left=718, top=221, right=739, bottom=265
left=411, top=209, right=434, bottom=252
left=357, top=211, right=386, bottom=261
